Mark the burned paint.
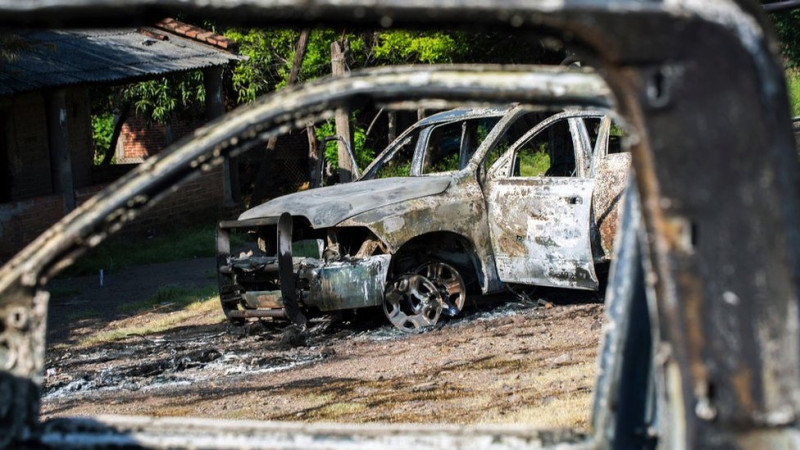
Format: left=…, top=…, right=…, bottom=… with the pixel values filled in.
left=299, top=255, right=391, bottom=311
left=486, top=178, right=599, bottom=290
left=591, top=153, right=631, bottom=262
left=0, top=0, right=796, bottom=448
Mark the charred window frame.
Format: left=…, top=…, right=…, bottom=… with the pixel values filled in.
left=0, top=1, right=797, bottom=449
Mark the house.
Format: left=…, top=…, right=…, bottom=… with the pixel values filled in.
left=0, top=19, right=243, bottom=259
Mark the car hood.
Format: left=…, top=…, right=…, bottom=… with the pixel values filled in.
left=239, top=176, right=452, bottom=228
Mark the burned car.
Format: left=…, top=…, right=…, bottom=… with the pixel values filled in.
left=1, top=0, right=798, bottom=448
left=217, top=104, right=630, bottom=331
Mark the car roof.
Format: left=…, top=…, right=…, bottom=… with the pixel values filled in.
left=414, top=105, right=512, bottom=127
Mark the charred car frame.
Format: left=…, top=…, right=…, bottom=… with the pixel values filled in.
left=0, top=0, right=798, bottom=449
left=217, top=102, right=632, bottom=331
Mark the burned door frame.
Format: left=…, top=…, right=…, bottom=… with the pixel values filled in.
left=362, top=108, right=510, bottom=179
left=484, top=111, right=601, bottom=289
left=0, top=1, right=797, bottom=449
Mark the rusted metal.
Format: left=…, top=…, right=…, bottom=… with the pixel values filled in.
left=227, top=309, right=286, bottom=319
left=591, top=153, right=631, bottom=263
left=0, top=0, right=797, bottom=449
left=299, top=254, right=391, bottom=311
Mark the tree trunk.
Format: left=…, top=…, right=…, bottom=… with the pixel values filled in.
left=101, top=102, right=130, bottom=166
left=331, top=39, right=353, bottom=183
left=251, top=29, right=312, bottom=204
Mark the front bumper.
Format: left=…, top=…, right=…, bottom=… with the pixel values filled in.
left=216, top=215, right=390, bottom=324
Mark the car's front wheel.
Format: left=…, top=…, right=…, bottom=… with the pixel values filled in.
left=415, top=261, right=466, bottom=317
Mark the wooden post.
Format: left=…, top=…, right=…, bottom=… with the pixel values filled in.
left=388, top=111, right=397, bottom=143
left=331, top=39, right=353, bottom=183
left=307, top=122, right=320, bottom=188
left=45, top=89, right=75, bottom=212
left=204, top=66, right=239, bottom=207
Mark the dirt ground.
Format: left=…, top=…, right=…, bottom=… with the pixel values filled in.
left=43, top=259, right=605, bottom=432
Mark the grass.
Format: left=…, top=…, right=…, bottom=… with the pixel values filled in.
left=519, top=148, right=551, bottom=177
left=484, top=390, right=592, bottom=430
left=117, top=284, right=219, bottom=314
left=63, top=221, right=246, bottom=277
left=79, top=285, right=223, bottom=347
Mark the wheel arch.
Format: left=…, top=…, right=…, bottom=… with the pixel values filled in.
left=389, top=231, right=486, bottom=293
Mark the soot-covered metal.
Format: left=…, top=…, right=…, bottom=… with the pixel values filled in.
left=0, top=1, right=798, bottom=449
left=217, top=104, right=628, bottom=332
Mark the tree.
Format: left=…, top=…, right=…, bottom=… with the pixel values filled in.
left=764, top=1, right=800, bottom=68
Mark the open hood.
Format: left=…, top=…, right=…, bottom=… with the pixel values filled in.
left=239, top=177, right=452, bottom=228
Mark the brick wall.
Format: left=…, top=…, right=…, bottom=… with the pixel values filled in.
left=0, top=166, right=226, bottom=261
left=0, top=194, right=64, bottom=259
left=117, top=113, right=205, bottom=162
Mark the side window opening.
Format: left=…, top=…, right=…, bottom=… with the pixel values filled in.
left=376, top=133, right=417, bottom=178
left=483, top=111, right=548, bottom=172
left=609, top=122, right=626, bottom=154
left=511, top=119, right=576, bottom=178
left=422, top=116, right=502, bottom=174
left=422, top=121, right=463, bottom=173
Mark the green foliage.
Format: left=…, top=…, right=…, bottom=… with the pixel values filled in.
left=225, top=29, right=371, bottom=103
left=225, top=28, right=289, bottom=103
left=315, top=119, right=375, bottom=172
left=429, top=153, right=460, bottom=173
left=770, top=8, right=800, bottom=68
left=123, top=70, right=206, bottom=124
left=373, top=31, right=466, bottom=64
left=376, top=161, right=412, bottom=178
left=787, top=70, right=800, bottom=116
left=225, top=28, right=478, bottom=104
left=91, top=113, right=114, bottom=165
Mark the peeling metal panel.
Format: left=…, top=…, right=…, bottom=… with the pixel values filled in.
left=486, top=178, right=598, bottom=290
left=242, top=290, right=282, bottom=309
left=591, top=153, right=631, bottom=263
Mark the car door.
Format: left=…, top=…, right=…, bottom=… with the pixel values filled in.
left=484, top=112, right=600, bottom=290
left=589, top=116, right=632, bottom=262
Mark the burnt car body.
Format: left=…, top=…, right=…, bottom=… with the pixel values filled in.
left=0, top=1, right=798, bottom=449
left=217, top=102, right=630, bottom=331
